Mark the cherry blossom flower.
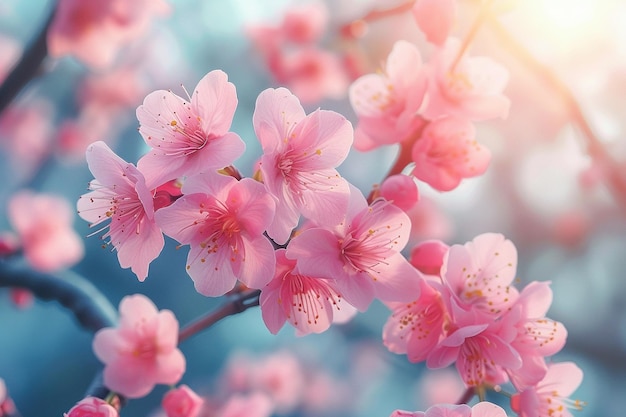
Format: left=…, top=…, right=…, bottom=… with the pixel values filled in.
left=287, top=186, right=423, bottom=310
left=162, top=385, right=204, bottom=417
left=260, top=249, right=356, bottom=335
left=93, top=294, right=185, bottom=398
left=378, top=174, right=420, bottom=212
left=137, top=70, right=245, bottom=188
left=409, top=239, right=449, bottom=276
left=411, top=116, right=491, bottom=192
left=422, top=38, right=510, bottom=121
left=511, top=362, right=585, bottom=417
left=383, top=278, right=447, bottom=363
left=253, top=87, right=353, bottom=244
left=77, top=141, right=164, bottom=281
left=350, top=40, right=428, bottom=151
left=412, top=0, right=457, bottom=46
left=250, top=351, right=305, bottom=413
left=155, top=172, right=276, bottom=296
left=417, top=368, right=466, bottom=407
left=280, top=2, right=328, bottom=44
left=48, top=0, right=170, bottom=69
left=391, top=402, right=508, bottom=417
left=64, top=397, right=118, bottom=417
left=505, top=281, right=568, bottom=389
left=216, top=393, right=274, bottom=417
left=441, top=233, right=519, bottom=318
left=8, top=190, right=84, bottom=272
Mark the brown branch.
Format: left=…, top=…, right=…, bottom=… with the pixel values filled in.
left=178, top=289, right=261, bottom=343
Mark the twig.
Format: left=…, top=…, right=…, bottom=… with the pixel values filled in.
left=486, top=13, right=626, bottom=209
left=0, top=2, right=57, bottom=115
left=178, top=289, right=261, bottom=343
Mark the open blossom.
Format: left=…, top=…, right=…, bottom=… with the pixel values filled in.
left=162, top=385, right=204, bottom=417
left=253, top=87, right=353, bottom=244
left=93, top=294, right=185, bottom=398
left=48, top=0, right=170, bottom=69
left=511, top=362, right=585, bottom=417
left=64, top=397, right=118, bottom=417
left=8, top=190, right=84, bottom=272
left=260, top=249, right=356, bottom=336
left=77, top=141, right=164, bottom=281
left=137, top=70, right=245, bottom=188
left=392, top=402, right=508, bottom=417
left=441, top=233, right=519, bottom=317
left=286, top=186, right=423, bottom=310
left=349, top=40, right=427, bottom=151
left=411, top=116, right=491, bottom=192
left=505, top=281, right=567, bottom=389
left=155, top=172, right=276, bottom=296
left=422, top=38, right=510, bottom=121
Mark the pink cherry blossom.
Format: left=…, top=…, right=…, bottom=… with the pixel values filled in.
left=441, top=233, right=519, bottom=317
left=505, top=281, right=568, bottom=390
left=154, top=173, right=276, bottom=296
left=417, top=368, right=466, bottom=407
left=8, top=190, right=84, bottom=272
left=253, top=87, right=353, bottom=244
left=162, top=385, right=204, bottom=417
left=349, top=40, right=428, bottom=151
left=422, top=38, right=510, bottom=121
left=276, top=48, right=350, bottom=104
left=510, top=362, right=585, bottom=417
left=48, top=0, right=170, bottom=69
left=286, top=187, right=423, bottom=310
left=216, top=393, right=274, bottom=417
left=64, top=397, right=118, bottom=417
left=93, top=294, right=185, bottom=398
left=260, top=249, right=355, bottom=336
left=250, top=351, right=305, bottom=413
left=77, top=141, right=164, bottom=282
left=391, top=402, right=507, bottom=417
left=412, top=0, right=457, bottom=46
left=411, top=117, right=491, bottom=192
left=409, top=239, right=449, bottom=276
left=280, top=2, right=328, bottom=44
left=383, top=278, right=446, bottom=363
left=137, top=70, right=245, bottom=188
left=379, top=174, right=420, bottom=212
left=426, top=299, right=522, bottom=387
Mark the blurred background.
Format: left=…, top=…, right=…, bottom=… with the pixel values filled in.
left=0, top=0, right=625, bottom=416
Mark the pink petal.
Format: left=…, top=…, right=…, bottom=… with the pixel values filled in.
left=253, top=87, right=306, bottom=152
left=470, top=402, right=507, bottom=417
left=371, top=253, right=423, bottom=303
left=186, top=244, right=237, bottom=296
left=235, top=235, right=276, bottom=290
left=155, top=348, right=186, bottom=385
left=113, top=217, right=164, bottom=281
left=412, top=0, right=457, bottom=46
left=156, top=309, right=180, bottom=351
left=286, top=228, right=344, bottom=279
left=229, top=178, right=276, bottom=237
left=192, top=70, right=238, bottom=136
left=541, top=362, right=583, bottom=397
left=260, top=278, right=289, bottom=334
left=92, top=328, right=129, bottom=363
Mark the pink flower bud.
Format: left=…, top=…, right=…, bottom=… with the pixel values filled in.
left=379, top=175, right=420, bottom=212
left=409, top=240, right=449, bottom=276
left=64, top=397, right=118, bottom=417
left=162, top=385, right=204, bottom=417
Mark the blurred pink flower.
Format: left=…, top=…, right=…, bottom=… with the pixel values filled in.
left=350, top=40, right=427, bottom=151
left=162, top=385, right=204, bottom=417
left=48, top=0, right=170, bottom=69
left=93, top=294, right=185, bottom=398
left=77, top=141, right=164, bottom=281
left=510, top=362, right=585, bottom=417
left=8, top=190, right=84, bottom=272
left=379, top=174, right=420, bottom=212
left=64, top=397, right=118, bottom=417
left=422, top=38, right=510, bottom=121
left=391, top=402, right=507, bottom=417
left=260, top=249, right=356, bottom=335
left=253, top=87, right=353, bottom=244
left=0, top=34, right=21, bottom=83
left=280, top=2, right=328, bottom=44
left=216, top=393, right=274, bottom=417
left=411, top=117, right=491, bottom=191
left=250, top=351, right=305, bottom=413
left=412, top=0, right=457, bottom=46
left=287, top=188, right=423, bottom=310
left=416, top=368, right=466, bottom=407
left=137, top=70, right=245, bottom=189
left=155, top=173, right=276, bottom=296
